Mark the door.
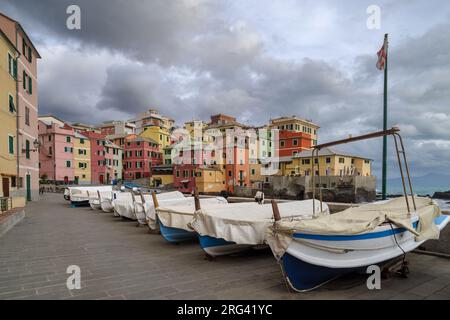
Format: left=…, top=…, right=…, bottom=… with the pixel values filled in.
left=2, top=178, right=10, bottom=197
left=74, top=176, right=79, bottom=185
left=26, top=175, right=31, bottom=202
left=99, top=175, right=104, bottom=184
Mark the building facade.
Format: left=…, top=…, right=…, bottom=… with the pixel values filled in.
left=283, top=147, right=372, bottom=177
left=38, top=118, right=75, bottom=184
left=73, top=132, right=91, bottom=185
left=195, top=166, right=225, bottom=194
left=123, top=137, right=162, bottom=181
left=0, top=29, right=19, bottom=202
left=0, top=13, right=41, bottom=201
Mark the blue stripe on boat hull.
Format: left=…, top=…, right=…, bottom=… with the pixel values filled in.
left=282, top=253, right=366, bottom=292
left=158, top=221, right=197, bottom=243
left=293, top=221, right=419, bottom=241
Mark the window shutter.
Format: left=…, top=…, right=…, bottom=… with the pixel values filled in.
left=23, top=71, right=27, bottom=90
left=8, top=54, right=12, bottom=75
left=26, top=140, right=30, bottom=159
left=28, top=46, right=32, bottom=63
left=29, top=77, right=33, bottom=94
left=13, top=59, right=17, bottom=78
left=9, top=95, right=15, bottom=113
left=9, top=136, right=14, bottom=154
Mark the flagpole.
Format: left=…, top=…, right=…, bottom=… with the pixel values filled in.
left=382, top=33, right=388, bottom=200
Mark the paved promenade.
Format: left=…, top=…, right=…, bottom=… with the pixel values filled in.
left=0, top=194, right=449, bottom=300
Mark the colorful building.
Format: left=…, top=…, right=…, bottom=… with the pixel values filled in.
left=269, top=116, right=319, bottom=146
left=133, top=108, right=174, bottom=134
left=81, top=131, right=109, bottom=184
left=173, top=163, right=198, bottom=193
left=0, top=13, right=41, bottom=201
left=105, top=140, right=122, bottom=181
left=195, top=166, right=225, bottom=194
left=123, top=136, right=162, bottom=180
left=73, top=132, right=91, bottom=185
left=0, top=28, right=20, bottom=205
left=283, top=147, right=372, bottom=177
left=151, top=165, right=174, bottom=187
left=38, top=117, right=75, bottom=184
left=99, top=120, right=136, bottom=136
left=140, top=124, right=171, bottom=150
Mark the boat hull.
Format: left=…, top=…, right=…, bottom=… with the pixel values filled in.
left=90, top=203, right=101, bottom=211
left=281, top=253, right=366, bottom=292
left=100, top=201, right=114, bottom=213
left=159, top=221, right=197, bottom=243
left=71, top=200, right=90, bottom=208
left=279, top=214, right=450, bottom=291
left=198, top=235, right=253, bottom=257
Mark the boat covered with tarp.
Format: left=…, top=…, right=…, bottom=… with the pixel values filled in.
left=65, top=186, right=113, bottom=207
left=155, top=197, right=229, bottom=243
left=266, top=196, right=449, bottom=291
left=113, top=191, right=185, bottom=220
left=189, top=200, right=329, bottom=257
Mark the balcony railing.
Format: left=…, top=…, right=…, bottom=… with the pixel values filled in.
left=0, top=197, right=13, bottom=213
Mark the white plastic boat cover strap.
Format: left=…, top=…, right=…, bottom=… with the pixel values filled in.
left=190, top=200, right=329, bottom=245
left=156, top=197, right=229, bottom=231
left=266, top=196, right=441, bottom=259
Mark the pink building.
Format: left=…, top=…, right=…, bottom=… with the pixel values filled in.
left=81, top=131, right=119, bottom=184
left=123, top=136, right=162, bottom=180
left=38, top=117, right=75, bottom=184
left=0, top=13, right=41, bottom=201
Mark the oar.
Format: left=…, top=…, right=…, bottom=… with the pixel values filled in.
left=271, top=199, right=281, bottom=222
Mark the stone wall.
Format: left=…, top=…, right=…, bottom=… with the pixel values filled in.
left=233, top=175, right=376, bottom=203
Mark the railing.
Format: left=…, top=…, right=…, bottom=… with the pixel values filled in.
left=0, top=197, right=13, bottom=213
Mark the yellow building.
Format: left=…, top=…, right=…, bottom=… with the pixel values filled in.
left=195, top=166, right=226, bottom=194
left=0, top=29, right=23, bottom=208
left=151, top=165, right=174, bottom=187
left=283, top=147, right=372, bottom=177
left=73, top=132, right=91, bottom=185
left=140, top=125, right=170, bottom=150
left=269, top=116, right=320, bottom=146
left=249, top=163, right=265, bottom=189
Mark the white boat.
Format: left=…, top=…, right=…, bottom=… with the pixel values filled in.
left=155, top=197, right=229, bottom=243
left=112, top=191, right=185, bottom=221
left=265, top=127, right=450, bottom=292
left=66, top=186, right=113, bottom=207
left=267, top=196, right=449, bottom=292
left=189, top=200, right=328, bottom=257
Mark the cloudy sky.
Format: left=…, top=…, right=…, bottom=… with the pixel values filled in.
left=1, top=0, right=450, bottom=181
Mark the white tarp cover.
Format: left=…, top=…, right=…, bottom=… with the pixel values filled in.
left=134, top=191, right=186, bottom=223
left=189, top=200, right=329, bottom=245
left=145, top=197, right=230, bottom=229
left=69, top=186, right=113, bottom=201
left=156, top=197, right=229, bottom=231
left=266, top=196, right=441, bottom=259
left=113, top=191, right=185, bottom=220
left=89, top=191, right=113, bottom=205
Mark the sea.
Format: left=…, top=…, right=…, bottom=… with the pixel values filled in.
left=382, top=186, right=450, bottom=210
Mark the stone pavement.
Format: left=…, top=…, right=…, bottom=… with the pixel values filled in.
left=0, top=193, right=449, bottom=300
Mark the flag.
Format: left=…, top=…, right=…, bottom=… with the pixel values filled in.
left=376, top=37, right=388, bottom=70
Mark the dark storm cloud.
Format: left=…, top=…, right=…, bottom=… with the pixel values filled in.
left=1, top=0, right=449, bottom=178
